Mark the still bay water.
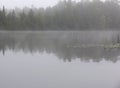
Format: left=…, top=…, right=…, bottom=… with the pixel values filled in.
left=0, top=31, right=120, bottom=88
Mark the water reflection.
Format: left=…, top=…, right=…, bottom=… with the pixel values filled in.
left=0, top=31, right=120, bottom=62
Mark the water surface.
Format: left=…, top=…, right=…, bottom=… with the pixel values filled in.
left=0, top=31, right=120, bottom=88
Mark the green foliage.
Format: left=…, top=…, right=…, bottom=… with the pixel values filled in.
left=0, top=0, right=120, bottom=30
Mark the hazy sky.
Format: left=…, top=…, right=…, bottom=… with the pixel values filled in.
left=0, top=0, right=82, bottom=9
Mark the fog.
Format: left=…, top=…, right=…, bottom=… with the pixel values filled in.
left=0, top=31, right=120, bottom=62
left=0, top=0, right=81, bottom=9
left=0, top=0, right=120, bottom=30
left=0, top=0, right=120, bottom=88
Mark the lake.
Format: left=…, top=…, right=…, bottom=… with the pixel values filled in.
left=0, top=31, right=120, bottom=88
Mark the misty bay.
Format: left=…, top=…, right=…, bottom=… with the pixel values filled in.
left=0, top=31, right=120, bottom=88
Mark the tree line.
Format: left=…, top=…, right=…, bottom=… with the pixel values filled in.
left=0, top=0, right=120, bottom=30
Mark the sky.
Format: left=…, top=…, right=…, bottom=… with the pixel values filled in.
left=0, top=0, right=82, bottom=9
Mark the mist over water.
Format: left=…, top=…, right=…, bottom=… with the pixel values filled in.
left=0, top=31, right=120, bottom=62
left=0, top=31, right=120, bottom=88
left=1, top=0, right=120, bottom=88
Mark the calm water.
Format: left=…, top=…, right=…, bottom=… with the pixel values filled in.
left=0, top=31, right=120, bottom=88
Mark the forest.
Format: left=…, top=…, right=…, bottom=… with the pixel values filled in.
left=0, top=0, right=120, bottom=30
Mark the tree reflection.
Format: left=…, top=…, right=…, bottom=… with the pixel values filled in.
left=0, top=31, right=120, bottom=62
